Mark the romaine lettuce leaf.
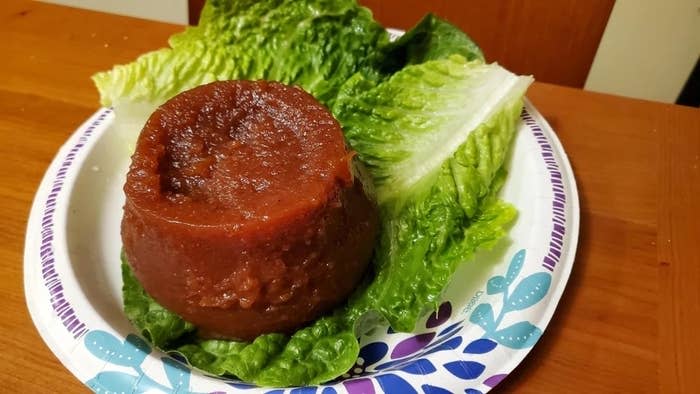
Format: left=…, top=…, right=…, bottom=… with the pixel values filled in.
left=93, top=0, right=388, bottom=143
left=95, top=0, right=387, bottom=106
left=376, top=13, right=484, bottom=75
left=333, top=56, right=530, bottom=330
left=177, top=316, right=359, bottom=386
left=107, top=0, right=532, bottom=387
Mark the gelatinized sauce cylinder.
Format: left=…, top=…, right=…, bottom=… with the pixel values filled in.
left=121, top=80, right=378, bottom=341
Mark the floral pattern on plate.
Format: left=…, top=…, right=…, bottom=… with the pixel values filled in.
left=84, top=249, right=551, bottom=394
left=25, top=103, right=578, bottom=393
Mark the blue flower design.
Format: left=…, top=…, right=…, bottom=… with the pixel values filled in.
left=82, top=249, right=547, bottom=393
left=469, top=249, right=551, bottom=349
left=342, top=301, right=460, bottom=379
left=84, top=330, right=203, bottom=394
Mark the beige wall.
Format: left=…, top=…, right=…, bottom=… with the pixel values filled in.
left=41, top=0, right=188, bottom=25
left=585, top=0, right=700, bottom=103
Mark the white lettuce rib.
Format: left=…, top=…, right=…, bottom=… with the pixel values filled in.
left=383, top=65, right=533, bottom=199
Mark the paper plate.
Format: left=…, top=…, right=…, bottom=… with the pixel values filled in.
left=24, top=96, right=578, bottom=393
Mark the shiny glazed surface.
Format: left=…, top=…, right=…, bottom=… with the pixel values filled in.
left=121, top=80, right=379, bottom=340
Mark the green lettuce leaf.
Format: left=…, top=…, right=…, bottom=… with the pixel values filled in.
left=376, top=13, right=484, bottom=75
left=93, top=0, right=387, bottom=144
left=107, top=0, right=532, bottom=386
left=95, top=0, right=387, bottom=106
left=177, top=316, right=359, bottom=386
left=334, top=55, right=531, bottom=206
left=333, top=56, right=530, bottom=330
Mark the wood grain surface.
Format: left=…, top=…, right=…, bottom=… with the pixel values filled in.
left=1, top=1, right=698, bottom=393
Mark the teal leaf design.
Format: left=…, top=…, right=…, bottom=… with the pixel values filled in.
left=503, top=272, right=551, bottom=313
left=491, top=321, right=542, bottom=349
left=86, top=372, right=139, bottom=393
left=469, top=304, right=495, bottom=332
left=86, top=371, right=167, bottom=393
left=470, top=250, right=549, bottom=350
left=486, top=275, right=506, bottom=295
left=84, top=330, right=123, bottom=363
left=505, top=249, right=526, bottom=285
left=84, top=330, right=150, bottom=368
left=123, top=334, right=152, bottom=365
left=162, top=356, right=191, bottom=391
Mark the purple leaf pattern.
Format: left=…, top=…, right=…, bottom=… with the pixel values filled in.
left=426, top=302, right=452, bottom=328
left=343, top=378, right=375, bottom=394
left=390, top=333, right=436, bottom=359
left=483, top=374, right=508, bottom=387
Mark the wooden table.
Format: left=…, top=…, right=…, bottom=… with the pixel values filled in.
left=1, top=1, right=698, bottom=392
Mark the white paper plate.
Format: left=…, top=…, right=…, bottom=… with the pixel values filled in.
left=25, top=97, right=578, bottom=393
